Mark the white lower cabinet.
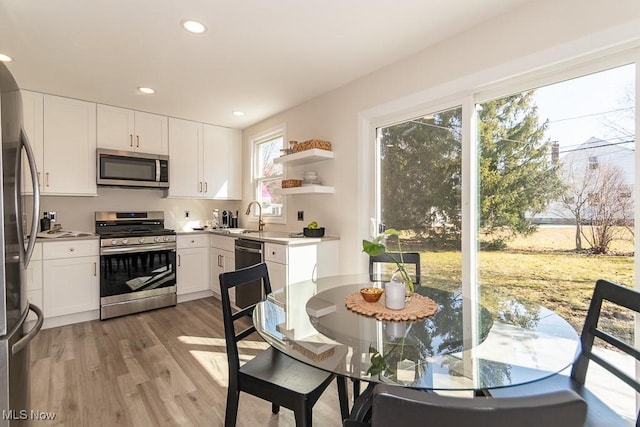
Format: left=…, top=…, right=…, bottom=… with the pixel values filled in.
left=265, top=260, right=286, bottom=293
left=177, top=235, right=210, bottom=296
left=42, top=240, right=99, bottom=325
left=210, top=235, right=236, bottom=303
left=25, top=243, right=43, bottom=322
left=264, top=240, right=339, bottom=290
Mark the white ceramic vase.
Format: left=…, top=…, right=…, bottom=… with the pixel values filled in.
left=384, top=280, right=406, bottom=310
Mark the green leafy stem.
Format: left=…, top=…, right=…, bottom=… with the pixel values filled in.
left=362, top=228, right=415, bottom=294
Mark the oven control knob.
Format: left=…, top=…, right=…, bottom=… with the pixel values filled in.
left=122, top=239, right=128, bottom=245
left=163, top=236, right=170, bottom=242
left=154, top=236, right=162, bottom=243
left=138, top=237, right=145, bottom=244
left=111, top=239, right=117, bottom=246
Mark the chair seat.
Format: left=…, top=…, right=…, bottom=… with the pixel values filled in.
left=240, top=346, right=335, bottom=397
left=489, top=373, right=632, bottom=427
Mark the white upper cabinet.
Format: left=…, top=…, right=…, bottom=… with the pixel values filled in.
left=168, top=117, right=202, bottom=197
left=97, top=105, right=168, bottom=155
left=169, top=118, right=242, bottom=199
left=203, top=125, right=242, bottom=200
left=42, top=95, right=97, bottom=196
left=20, top=90, right=44, bottom=194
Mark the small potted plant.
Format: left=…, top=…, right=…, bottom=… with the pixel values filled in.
left=362, top=228, right=415, bottom=297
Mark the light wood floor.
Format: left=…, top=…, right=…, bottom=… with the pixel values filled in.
left=28, top=297, right=346, bottom=426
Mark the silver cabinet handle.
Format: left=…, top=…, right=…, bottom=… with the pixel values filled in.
left=178, top=254, right=181, bottom=267
left=46, top=172, right=50, bottom=187
left=199, top=182, right=203, bottom=192
left=130, top=134, right=133, bottom=147
left=93, top=262, right=97, bottom=276
left=37, top=172, right=41, bottom=187
left=204, top=182, right=208, bottom=193
left=136, top=135, right=140, bottom=148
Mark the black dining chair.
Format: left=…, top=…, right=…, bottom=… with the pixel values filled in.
left=219, top=262, right=349, bottom=427
left=368, top=252, right=421, bottom=285
left=490, top=279, right=640, bottom=426
left=343, top=384, right=587, bottom=427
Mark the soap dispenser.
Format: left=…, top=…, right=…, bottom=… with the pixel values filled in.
left=40, top=212, right=50, bottom=232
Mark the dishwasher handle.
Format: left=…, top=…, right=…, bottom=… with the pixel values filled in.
left=235, top=246, right=262, bottom=254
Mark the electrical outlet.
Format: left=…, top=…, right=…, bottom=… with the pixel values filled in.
left=184, top=210, right=190, bottom=218
left=297, top=211, right=304, bottom=221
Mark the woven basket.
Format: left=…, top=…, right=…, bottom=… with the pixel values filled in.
left=281, top=179, right=303, bottom=188
left=292, top=139, right=332, bottom=153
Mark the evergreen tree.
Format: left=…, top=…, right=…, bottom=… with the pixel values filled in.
left=478, top=91, right=564, bottom=237
left=379, top=108, right=462, bottom=240
left=379, top=91, right=563, bottom=242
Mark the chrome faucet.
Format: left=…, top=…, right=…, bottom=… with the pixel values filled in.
left=245, top=201, right=265, bottom=231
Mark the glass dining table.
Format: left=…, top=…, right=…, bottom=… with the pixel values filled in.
left=252, top=274, right=580, bottom=415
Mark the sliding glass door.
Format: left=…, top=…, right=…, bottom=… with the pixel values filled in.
left=373, top=56, right=637, bottom=416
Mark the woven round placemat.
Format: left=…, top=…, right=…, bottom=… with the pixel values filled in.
left=344, top=292, right=438, bottom=321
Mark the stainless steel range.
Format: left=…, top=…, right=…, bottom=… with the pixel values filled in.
left=95, top=211, right=177, bottom=320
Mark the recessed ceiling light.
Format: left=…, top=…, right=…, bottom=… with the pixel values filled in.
left=0, top=54, right=13, bottom=62
left=181, top=20, right=207, bottom=34
left=232, top=111, right=245, bottom=117
left=138, top=87, right=155, bottom=94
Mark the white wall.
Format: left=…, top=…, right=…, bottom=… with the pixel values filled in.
left=241, top=0, right=640, bottom=274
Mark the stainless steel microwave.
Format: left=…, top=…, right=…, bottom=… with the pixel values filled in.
left=97, top=149, right=169, bottom=188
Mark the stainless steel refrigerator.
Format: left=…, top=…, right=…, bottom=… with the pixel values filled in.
left=0, top=62, right=43, bottom=425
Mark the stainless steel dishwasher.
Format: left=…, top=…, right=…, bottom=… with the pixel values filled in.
left=234, top=239, right=264, bottom=308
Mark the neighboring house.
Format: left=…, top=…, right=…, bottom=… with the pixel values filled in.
left=532, top=137, right=635, bottom=224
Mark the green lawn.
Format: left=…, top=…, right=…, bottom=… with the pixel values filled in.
left=406, top=226, right=635, bottom=342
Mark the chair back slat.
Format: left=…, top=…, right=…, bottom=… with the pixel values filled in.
left=231, top=305, right=256, bottom=322
left=370, top=385, right=587, bottom=426
left=219, top=263, right=272, bottom=377
left=369, top=252, right=421, bottom=284
left=587, top=352, right=640, bottom=394
left=592, top=329, right=640, bottom=361
left=235, top=326, right=256, bottom=343
left=571, top=279, right=640, bottom=400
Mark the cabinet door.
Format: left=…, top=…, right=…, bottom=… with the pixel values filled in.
left=210, top=247, right=223, bottom=296
left=26, top=260, right=43, bottom=321
left=265, top=261, right=287, bottom=292
left=226, top=128, right=243, bottom=200
left=210, top=248, right=235, bottom=303
left=97, top=104, right=135, bottom=151
left=134, top=111, right=168, bottom=155
left=168, top=118, right=202, bottom=197
left=202, top=124, right=227, bottom=199
left=202, top=125, right=242, bottom=200
left=177, top=247, right=209, bottom=295
left=21, top=91, right=44, bottom=194
left=43, top=95, right=97, bottom=195
left=43, top=256, right=99, bottom=317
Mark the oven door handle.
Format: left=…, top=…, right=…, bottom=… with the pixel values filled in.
left=101, top=244, right=176, bottom=255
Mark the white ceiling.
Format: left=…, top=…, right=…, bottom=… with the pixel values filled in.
left=0, top=0, right=532, bottom=129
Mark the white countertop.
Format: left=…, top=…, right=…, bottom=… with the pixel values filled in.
left=35, top=234, right=99, bottom=242
left=177, top=228, right=339, bottom=245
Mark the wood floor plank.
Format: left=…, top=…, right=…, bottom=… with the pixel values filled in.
left=28, top=297, right=345, bottom=427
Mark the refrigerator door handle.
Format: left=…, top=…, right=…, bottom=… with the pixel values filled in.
left=18, top=128, right=41, bottom=268
left=11, top=304, right=44, bottom=355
